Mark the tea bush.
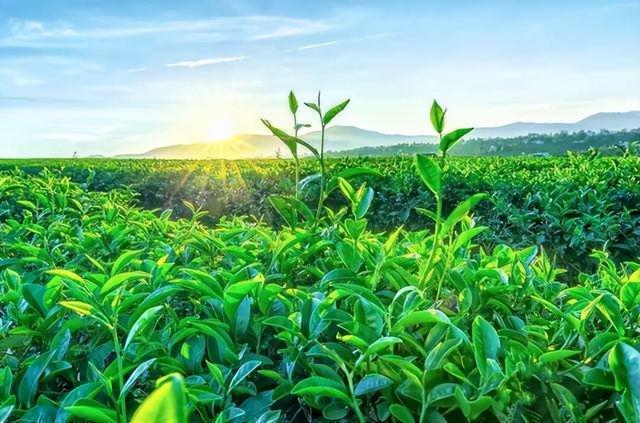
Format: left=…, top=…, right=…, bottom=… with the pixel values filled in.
left=1, top=99, right=639, bottom=422
left=2, top=154, right=638, bottom=273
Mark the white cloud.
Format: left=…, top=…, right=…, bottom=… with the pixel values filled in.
left=252, top=19, right=331, bottom=40
left=7, top=19, right=75, bottom=38
left=296, top=33, right=392, bottom=51
left=298, top=40, right=342, bottom=51
left=165, top=56, right=246, bottom=68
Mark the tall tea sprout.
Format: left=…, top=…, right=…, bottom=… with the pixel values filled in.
left=288, top=91, right=311, bottom=199
left=261, top=93, right=319, bottom=199
left=263, top=91, right=378, bottom=228
left=305, top=92, right=350, bottom=217
left=415, top=100, right=484, bottom=298
left=431, top=100, right=473, bottom=161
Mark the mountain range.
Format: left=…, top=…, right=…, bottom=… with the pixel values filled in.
left=117, top=111, right=640, bottom=159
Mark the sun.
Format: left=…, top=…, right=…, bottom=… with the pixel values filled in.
left=204, top=119, right=235, bottom=142
left=164, top=103, right=240, bottom=145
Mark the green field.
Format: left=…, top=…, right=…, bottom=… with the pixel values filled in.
left=3, top=152, right=639, bottom=273
left=2, top=104, right=640, bottom=422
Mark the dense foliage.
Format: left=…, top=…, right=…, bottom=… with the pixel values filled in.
left=1, top=98, right=639, bottom=422
left=3, top=151, right=640, bottom=273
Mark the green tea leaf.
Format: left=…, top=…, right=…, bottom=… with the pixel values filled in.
left=21, top=284, right=48, bottom=317
left=609, top=342, right=640, bottom=421
left=354, top=374, right=392, bottom=396
left=228, top=360, right=261, bottom=392
left=101, top=271, right=149, bottom=296
left=120, top=358, right=157, bottom=400
left=59, top=301, right=95, bottom=317
left=111, top=250, right=143, bottom=276
left=441, top=193, right=488, bottom=236
left=131, top=373, right=187, bottom=423
left=323, top=99, right=350, bottom=125
left=392, top=309, right=449, bottom=332
left=0, top=403, right=14, bottom=423
left=65, top=402, right=117, bottom=423
left=454, top=386, right=492, bottom=420
left=355, top=187, right=374, bottom=219
left=261, top=119, right=319, bottom=159
left=288, top=91, right=298, bottom=114
left=291, top=377, right=351, bottom=404
left=440, top=127, right=473, bottom=154
left=472, top=316, right=500, bottom=380
left=389, top=404, right=415, bottom=423
left=325, top=167, right=382, bottom=195
left=430, top=100, right=446, bottom=134
left=304, top=102, right=320, bottom=113
left=47, top=269, right=85, bottom=285
left=18, top=351, right=54, bottom=407
left=269, top=195, right=297, bottom=227
left=550, top=383, right=583, bottom=422
left=365, top=336, right=402, bottom=357
left=539, top=350, right=581, bottom=364
left=124, top=305, right=163, bottom=352
left=414, top=154, right=441, bottom=196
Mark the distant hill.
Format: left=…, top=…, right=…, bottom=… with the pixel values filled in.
left=117, top=126, right=431, bottom=159
left=471, top=111, right=640, bottom=138
left=118, top=134, right=276, bottom=159
left=303, top=126, right=430, bottom=150
left=118, top=110, right=640, bottom=159
left=332, top=129, right=640, bottom=157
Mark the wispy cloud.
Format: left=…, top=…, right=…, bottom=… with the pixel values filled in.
left=7, top=19, right=75, bottom=38
left=0, top=68, right=43, bottom=87
left=298, top=40, right=342, bottom=51
left=165, top=56, right=246, bottom=68
left=2, top=16, right=332, bottom=47
left=125, top=67, right=149, bottom=74
left=296, top=33, right=392, bottom=51
left=252, top=20, right=331, bottom=40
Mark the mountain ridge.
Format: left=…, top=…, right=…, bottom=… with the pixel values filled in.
left=116, top=110, right=640, bottom=159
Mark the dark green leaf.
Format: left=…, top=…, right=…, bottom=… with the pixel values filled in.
left=288, top=91, right=298, bottom=114
left=18, top=351, right=54, bottom=407
left=414, top=154, right=441, bottom=196
left=354, top=374, right=392, bottom=396
left=440, top=128, right=473, bottom=154
left=228, top=360, right=261, bottom=392
left=323, top=99, right=350, bottom=125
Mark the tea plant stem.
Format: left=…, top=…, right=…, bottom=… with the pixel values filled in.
left=420, top=193, right=442, bottom=289
left=110, top=325, right=127, bottom=422
left=315, top=95, right=326, bottom=220
left=295, top=157, right=300, bottom=200
left=419, top=396, right=429, bottom=423
left=435, top=237, right=454, bottom=302
left=293, top=112, right=300, bottom=200
left=316, top=151, right=326, bottom=220
left=345, top=370, right=366, bottom=423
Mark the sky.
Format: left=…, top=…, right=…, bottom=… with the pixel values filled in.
left=1, top=0, right=639, bottom=157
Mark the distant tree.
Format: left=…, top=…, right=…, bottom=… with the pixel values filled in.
left=330, top=128, right=640, bottom=157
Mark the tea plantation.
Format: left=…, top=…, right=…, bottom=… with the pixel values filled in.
left=1, top=100, right=639, bottom=422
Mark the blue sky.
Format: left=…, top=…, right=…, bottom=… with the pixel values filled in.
left=1, top=0, right=639, bottom=157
